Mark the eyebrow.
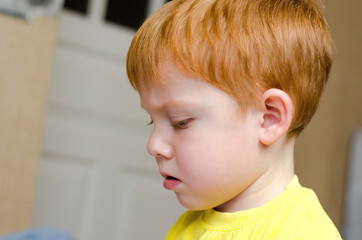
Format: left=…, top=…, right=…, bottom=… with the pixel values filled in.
left=140, top=99, right=196, bottom=112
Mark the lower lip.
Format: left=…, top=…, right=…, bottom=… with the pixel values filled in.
left=163, top=179, right=181, bottom=190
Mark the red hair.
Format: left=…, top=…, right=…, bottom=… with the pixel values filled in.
left=127, top=0, right=332, bottom=137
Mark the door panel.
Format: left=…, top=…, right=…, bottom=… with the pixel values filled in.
left=32, top=0, right=185, bottom=239
left=48, top=45, right=144, bottom=124
left=33, top=155, right=97, bottom=239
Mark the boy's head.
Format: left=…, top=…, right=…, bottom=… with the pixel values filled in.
left=127, top=0, right=332, bottom=211
left=127, top=0, right=332, bottom=138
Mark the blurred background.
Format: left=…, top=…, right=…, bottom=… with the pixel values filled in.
left=0, top=0, right=360, bottom=239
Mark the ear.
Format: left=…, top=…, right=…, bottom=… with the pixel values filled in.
left=259, top=88, right=294, bottom=145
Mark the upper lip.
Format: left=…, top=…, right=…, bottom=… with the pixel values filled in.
left=160, top=171, right=179, bottom=180
left=160, top=171, right=170, bottom=178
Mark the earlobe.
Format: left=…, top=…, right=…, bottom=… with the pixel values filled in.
left=259, top=89, right=294, bottom=145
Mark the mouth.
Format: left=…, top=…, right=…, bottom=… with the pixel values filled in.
left=166, top=176, right=179, bottom=180
left=160, top=172, right=181, bottom=190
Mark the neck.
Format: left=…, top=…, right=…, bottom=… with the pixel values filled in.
left=215, top=137, right=295, bottom=212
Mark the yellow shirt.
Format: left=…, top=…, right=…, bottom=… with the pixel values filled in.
left=165, top=176, right=341, bottom=239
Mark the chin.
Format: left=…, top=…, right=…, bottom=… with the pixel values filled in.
left=176, top=194, right=215, bottom=211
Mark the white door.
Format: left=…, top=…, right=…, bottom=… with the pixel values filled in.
left=31, top=0, right=185, bottom=239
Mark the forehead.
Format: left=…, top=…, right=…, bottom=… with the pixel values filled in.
left=138, top=65, right=239, bottom=113
left=139, top=62, right=198, bottom=98
left=139, top=71, right=206, bottom=109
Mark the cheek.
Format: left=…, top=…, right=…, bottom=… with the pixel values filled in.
left=176, top=125, right=260, bottom=176
left=175, top=135, right=238, bottom=179
left=177, top=111, right=258, bottom=152
left=174, top=140, right=218, bottom=182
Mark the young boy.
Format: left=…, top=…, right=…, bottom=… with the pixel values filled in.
left=127, top=0, right=342, bottom=239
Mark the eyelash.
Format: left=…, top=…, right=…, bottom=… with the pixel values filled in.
left=147, top=119, right=191, bottom=129
left=171, top=119, right=190, bottom=129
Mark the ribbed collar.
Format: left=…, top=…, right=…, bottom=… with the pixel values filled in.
left=200, top=175, right=304, bottom=230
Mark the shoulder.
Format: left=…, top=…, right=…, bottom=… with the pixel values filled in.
left=273, top=186, right=342, bottom=239
left=299, top=188, right=341, bottom=239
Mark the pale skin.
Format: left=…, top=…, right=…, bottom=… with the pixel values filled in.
left=139, top=63, right=296, bottom=213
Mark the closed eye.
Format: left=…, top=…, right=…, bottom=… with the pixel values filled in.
left=171, top=119, right=191, bottom=129
left=147, top=120, right=153, bottom=125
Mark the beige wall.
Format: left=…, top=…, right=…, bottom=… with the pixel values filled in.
left=295, top=0, right=362, bottom=229
left=0, top=15, right=57, bottom=234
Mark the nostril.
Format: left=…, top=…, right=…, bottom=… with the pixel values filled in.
left=148, top=144, right=174, bottom=159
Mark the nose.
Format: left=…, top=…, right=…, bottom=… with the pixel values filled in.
left=147, top=128, right=174, bottom=160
